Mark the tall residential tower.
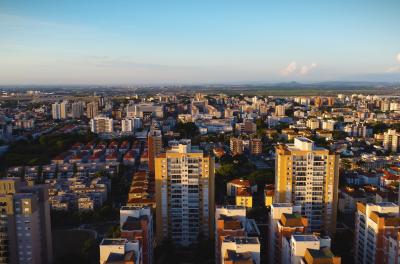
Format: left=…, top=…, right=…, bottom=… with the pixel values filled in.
left=274, top=137, right=339, bottom=234
left=155, top=139, right=215, bottom=246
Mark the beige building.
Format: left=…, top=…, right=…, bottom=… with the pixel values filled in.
left=155, top=139, right=215, bottom=246
left=230, top=137, right=244, bottom=155
left=148, top=129, right=163, bottom=175
left=275, top=105, right=286, bottom=117
left=86, top=101, right=99, bottom=119
left=0, top=178, right=53, bottom=264
left=249, top=138, right=262, bottom=156
left=274, top=137, right=339, bottom=234
left=306, top=118, right=319, bottom=130
left=51, top=101, right=67, bottom=120
left=384, top=129, right=400, bottom=153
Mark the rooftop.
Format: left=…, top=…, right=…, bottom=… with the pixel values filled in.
left=101, top=238, right=127, bottom=246
left=292, top=234, right=319, bottom=242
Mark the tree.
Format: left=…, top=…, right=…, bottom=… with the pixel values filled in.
left=175, top=122, right=199, bottom=139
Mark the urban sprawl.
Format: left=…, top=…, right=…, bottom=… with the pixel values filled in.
left=2, top=89, right=400, bottom=264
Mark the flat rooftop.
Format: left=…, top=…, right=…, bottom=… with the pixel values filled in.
left=292, top=234, right=319, bottom=242
left=101, top=238, right=127, bottom=246
left=223, top=236, right=259, bottom=244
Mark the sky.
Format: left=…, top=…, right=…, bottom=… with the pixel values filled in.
left=0, top=0, right=400, bottom=85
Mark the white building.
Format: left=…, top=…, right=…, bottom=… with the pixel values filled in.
left=282, top=234, right=334, bottom=264
left=268, top=203, right=304, bottom=264
left=355, top=202, right=400, bottom=264
left=220, top=237, right=260, bottom=264
left=99, top=238, right=141, bottom=264
left=121, top=118, right=134, bottom=132
left=126, top=104, right=164, bottom=119
left=90, top=116, right=113, bottom=133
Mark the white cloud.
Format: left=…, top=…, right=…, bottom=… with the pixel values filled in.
left=386, top=65, right=400, bottom=73
left=281, top=61, right=297, bottom=76
left=281, top=61, right=317, bottom=76
left=397, top=53, right=400, bottom=62
left=300, top=62, right=317, bottom=75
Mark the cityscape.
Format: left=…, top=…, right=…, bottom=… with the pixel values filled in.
left=1, top=1, right=400, bottom=264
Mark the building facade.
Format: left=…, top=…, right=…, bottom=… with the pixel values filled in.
left=155, top=140, right=215, bottom=246
left=355, top=202, right=400, bottom=264
left=0, top=178, right=53, bottom=264
left=274, top=137, right=339, bottom=234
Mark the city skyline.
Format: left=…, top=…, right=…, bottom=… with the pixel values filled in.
left=1, top=0, right=400, bottom=85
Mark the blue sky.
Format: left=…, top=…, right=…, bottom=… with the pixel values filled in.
left=1, top=0, right=400, bottom=84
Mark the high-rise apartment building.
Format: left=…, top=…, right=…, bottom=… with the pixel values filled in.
left=51, top=101, right=67, bottom=120
left=71, top=101, right=84, bottom=119
left=249, top=138, right=262, bottom=156
left=268, top=203, right=307, bottom=264
left=275, top=105, right=286, bottom=117
left=327, top=97, right=336, bottom=107
left=344, top=124, right=368, bottom=138
left=148, top=129, right=163, bottom=175
left=355, top=202, right=400, bottom=264
left=155, top=139, right=215, bottom=246
left=121, top=118, right=134, bottom=132
left=274, top=137, right=339, bottom=234
left=384, top=129, right=400, bottom=153
left=306, top=118, right=320, bottom=130
left=0, top=178, right=53, bottom=264
left=86, top=101, right=99, bottom=119
left=230, top=137, right=244, bottom=156
left=90, top=116, right=113, bottom=133
left=314, top=97, right=323, bottom=108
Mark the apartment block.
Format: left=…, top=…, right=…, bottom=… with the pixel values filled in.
left=221, top=237, right=260, bottom=264
left=275, top=105, right=286, bottom=117
left=90, top=116, right=114, bottom=133
left=120, top=206, right=153, bottom=264
left=384, top=129, right=400, bottom=153
left=215, top=206, right=260, bottom=264
left=99, top=238, right=141, bottom=264
left=274, top=137, right=339, bottom=234
left=155, top=139, right=215, bottom=246
left=0, top=178, right=53, bottom=264
left=51, top=101, right=67, bottom=120
left=355, top=202, right=400, bottom=264
left=86, top=101, right=99, bottom=119
left=71, top=102, right=84, bottom=119
left=249, top=138, right=262, bottom=156
left=282, top=234, right=340, bottom=264
left=148, top=129, right=162, bottom=175
left=268, top=203, right=307, bottom=264
left=230, top=137, right=244, bottom=156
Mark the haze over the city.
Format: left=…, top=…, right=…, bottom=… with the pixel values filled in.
left=1, top=0, right=400, bottom=84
